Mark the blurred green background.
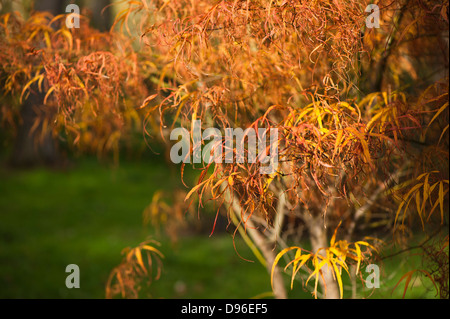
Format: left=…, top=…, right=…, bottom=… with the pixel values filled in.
left=0, top=155, right=437, bottom=299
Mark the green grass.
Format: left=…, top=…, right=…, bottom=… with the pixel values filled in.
left=0, top=158, right=279, bottom=299
left=361, top=245, right=440, bottom=299
left=0, top=157, right=441, bottom=299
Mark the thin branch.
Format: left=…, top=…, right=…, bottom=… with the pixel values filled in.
left=380, top=228, right=443, bottom=260
left=371, top=0, right=411, bottom=92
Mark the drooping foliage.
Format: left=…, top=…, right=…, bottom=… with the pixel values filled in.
left=0, top=11, right=151, bottom=159
left=0, top=0, right=448, bottom=299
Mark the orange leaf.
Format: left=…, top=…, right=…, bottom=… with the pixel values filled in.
left=138, top=94, right=158, bottom=109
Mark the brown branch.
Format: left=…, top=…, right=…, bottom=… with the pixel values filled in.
left=380, top=228, right=443, bottom=260
left=346, top=162, right=410, bottom=240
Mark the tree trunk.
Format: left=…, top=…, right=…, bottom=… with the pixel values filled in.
left=245, top=220, right=288, bottom=299
left=306, top=215, right=340, bottom=299
left=222, top=184, right=288, bottom=299
left=10, top=86, right=60, bottom=167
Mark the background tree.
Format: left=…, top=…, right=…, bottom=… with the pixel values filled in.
left=7, top=0, right=65, bottom=166
left=0, top=10, right=152, bottom=169
left=1, top=0, right=113, bottom=166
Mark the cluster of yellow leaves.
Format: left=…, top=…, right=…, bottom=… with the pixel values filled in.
left=420, top=92, right=449, bottom=145
left=380, top=82, right=449, bottom=232
left=281, top=99, right=376, bottom=193
left=143, top=190, right=200, bottom=243
left=271, top=222, right=377, bottom=299
left=106, top=240, right=164, bottom=299
left=391, top=171, right=449, bottom=230
left=362, top=91, right=409, bottom=142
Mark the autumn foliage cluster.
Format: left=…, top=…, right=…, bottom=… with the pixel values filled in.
left=0, top=11, right=150, bottom=159
left=0, top=0, right=448, bottom=299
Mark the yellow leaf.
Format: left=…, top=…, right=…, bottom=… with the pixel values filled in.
left=43, top=86, right=55, bottom=104
left=331, top=260, right=343, bottom=298
left=330, top=220, right=342, bottom=247
left=439, top=182, right=444, bottom=224
left=228, top=175, right=234, bottom=186
left=366, top=110, right=384, bottom=132
left=289, top=254, right=311, bottom=289
left=314, top=106, right=323, bottom=130
left=271, top=247, right=298, bottom=291
left=20, top=74, right=42, bottom=103
left=355, top=243, right=362, bottom=274
left=293, top=248, right=302, bottom=270
left=394, top=182, right=423, bottom=227
left=333, top=129, right=343, bottom=160
left=170, top=93, right=190, bottom=129
left=135, top=248, right=146, bottom=274
left=61, top=29, right=73, bottom=52
left=346, top=127, right=373, bottom=168
left=141, top=245, right=164, bottom=258
left=138, top=93, right=158, bottom=109
left=44, top=31, right=52, bottom=48
left=306, top=257, right=327, bottom=299
left=184, top=179, right=209, bottom=201
left=438, top=124, right=449, bottom=145
left=415, top=191, right=424, bottom=230
left=429, top=102, right=448, bottom=129
left=382, top=91, right=388, bottom=105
